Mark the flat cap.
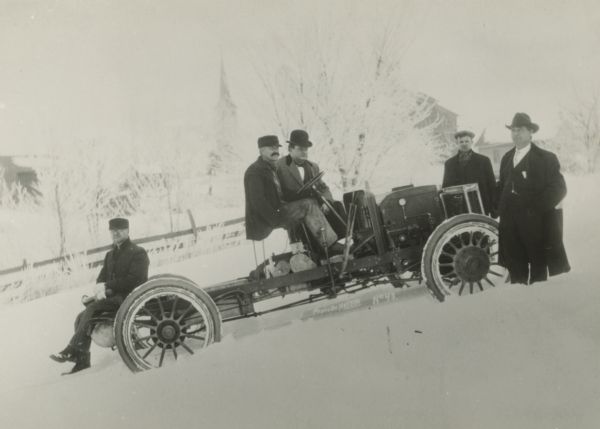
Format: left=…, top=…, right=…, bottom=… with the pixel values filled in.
left=454, top=130, right=475, bottom=139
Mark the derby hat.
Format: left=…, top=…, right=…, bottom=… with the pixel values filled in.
left=506, top=112, right=539, bottom=133
left=108, top=217, right=129, bottom=230
left=454, top=130, right=475, bottom=139
left=287, top=129, right=313, bottom=147
left=257, top=135, right=281, bottom=148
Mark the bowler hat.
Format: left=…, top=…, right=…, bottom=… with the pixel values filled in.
left=257, top=135, right=281, bottom=148
left=287, top=129, right=313, bottom=147
left=506, top=112, right=539, bottom=133
left=454, top=130, right=475, bottom=139
left=109, top=218, right=129, bottom=230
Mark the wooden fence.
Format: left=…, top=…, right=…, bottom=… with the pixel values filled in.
left=0, top=213, right=246, bottom=303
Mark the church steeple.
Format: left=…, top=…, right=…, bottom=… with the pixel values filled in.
left=218, top=57, right=236, bottom=111
left=207, top=56, right=240, bottom=195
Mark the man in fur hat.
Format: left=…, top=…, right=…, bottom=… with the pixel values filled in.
left=496, top=113, right=570, bottom=284
left=50, top=218, right=149, bottom=374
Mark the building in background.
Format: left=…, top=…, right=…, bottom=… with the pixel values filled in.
left=475, top=141, right=513, bottom=176
left=415, top=94, right=458, bottom=159
left=0, top=155, right=39, bottom=196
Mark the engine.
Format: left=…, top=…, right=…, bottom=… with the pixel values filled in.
left=378, top=185, right=444, bottom=249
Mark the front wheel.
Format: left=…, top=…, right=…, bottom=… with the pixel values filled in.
left=422, top=214, right=506, bottom=302
left=114, top=277, right=222, bottom=372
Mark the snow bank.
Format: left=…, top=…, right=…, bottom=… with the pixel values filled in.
left=0, top=173, right=597, bottom=429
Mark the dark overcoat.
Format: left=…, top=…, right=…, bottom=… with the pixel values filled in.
left=96, top=238, right=149, bottom=298
left=496, top=143, right=570, bottom=277
left=244, top=157, right=284, bottom=241
left=276, top=155, right=333, bottom=202
left=442, top=151, right=496, bottom=215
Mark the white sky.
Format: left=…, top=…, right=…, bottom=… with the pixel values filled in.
left=0, top=0, right=599, bottom=154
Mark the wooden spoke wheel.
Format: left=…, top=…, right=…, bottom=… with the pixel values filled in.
left=422, top=214, right=506, bottom=301
left=114, top=277, right=221, bottom=372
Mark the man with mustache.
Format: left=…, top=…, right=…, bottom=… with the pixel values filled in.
left=244, top=135, right=340, bottom=254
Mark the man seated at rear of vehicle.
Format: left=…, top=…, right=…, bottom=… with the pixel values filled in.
left=276, top=129, right=346, bottom=237
left=50, top=218, right=149, bottom=375
left=442, top=130, right=497, bottom=217
left=244, top=135, right=342, bottom=254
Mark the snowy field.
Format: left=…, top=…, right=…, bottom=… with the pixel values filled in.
left=0, top=174, right=598, bottom=429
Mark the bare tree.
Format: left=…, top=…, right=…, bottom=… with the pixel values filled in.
left=34, top=142, right=129, bottom=258
left=251, top=0, right=438, bottom=192
left=559, top=91, right=600, bottom=173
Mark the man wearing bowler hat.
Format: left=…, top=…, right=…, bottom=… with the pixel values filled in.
left=50, top=217, right=149, bottom=374
left=442, top=129, right=497, bottom=216
left=244, top=135, right=340, bottom=253
left=276, top=129, right=346, bottom=237
left=496, top=112, right=570, bottom=284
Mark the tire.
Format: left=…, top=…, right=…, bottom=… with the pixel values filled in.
left=421, top=214, right=506, bottom=302
left=147, top=273, right=196, bottom=283
left=114, top=277, right=222, bottom=372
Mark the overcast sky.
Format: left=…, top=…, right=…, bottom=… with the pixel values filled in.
left=1, top=0, right=599, bottom=155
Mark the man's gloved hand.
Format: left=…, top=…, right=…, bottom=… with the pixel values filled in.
left=321, top=203, right=330, bottom=214
left=93, top=283, right=106, bottom=300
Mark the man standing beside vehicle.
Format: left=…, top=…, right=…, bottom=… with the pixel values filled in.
left=244, top=135, right=341, bottom=253
left=497, top=112, right=570, bottom=284
left=276, top=129, right=346, bottom=236
left=50, top=218, right=149, bottom=374
left=442, top=130, right=497, bottom=217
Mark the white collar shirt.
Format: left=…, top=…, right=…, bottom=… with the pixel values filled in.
left=295, top=163, right=305, bottom=181
left=513, top=143, right=531, bottom=167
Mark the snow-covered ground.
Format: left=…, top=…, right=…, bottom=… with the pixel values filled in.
left=0, top=174, right=598, bottom=429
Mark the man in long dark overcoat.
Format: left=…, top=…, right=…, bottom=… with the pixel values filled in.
left=244, top=135, right=339, bottom=252
left=442, top=130, right=497, bottom=216
left=497, top=112, right=570, bottom=284
left=50, top=218, right=149, bottom=374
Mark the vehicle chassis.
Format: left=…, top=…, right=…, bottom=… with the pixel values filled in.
left=95, top=182, right=504, bottom=372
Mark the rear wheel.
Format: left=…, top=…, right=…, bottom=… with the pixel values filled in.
left=422, top=214, right=506, bottom=301
left=114, top=277, right=221, bottom=372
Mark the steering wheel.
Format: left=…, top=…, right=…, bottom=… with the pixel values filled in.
left=296, top=170, right=325, bottom=195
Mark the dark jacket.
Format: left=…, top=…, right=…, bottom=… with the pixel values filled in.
left=276, top=155, right=333, bottom=202
left=96, top=238, right=149, bottom=298
left=244, top=157, right=285, bottom=241
left=497, top=143, right=570, bottom=276
left=442, top=151, right=496, bottom=215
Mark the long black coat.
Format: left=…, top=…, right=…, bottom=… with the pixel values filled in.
left=442, top=151, right=496, bottom=215
left=96, top=238, right=149, bottom=298
left=497, top=143, right=570, bottom=277
left=244, top=157, right=285, bottom=241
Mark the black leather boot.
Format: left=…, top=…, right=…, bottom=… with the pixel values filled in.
left=50, top=345, right=78, bottom=363
left=62, top=352, right=91, bottom=375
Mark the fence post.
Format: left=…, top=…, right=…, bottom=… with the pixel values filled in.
left=186, top=209, right=198, bottom=243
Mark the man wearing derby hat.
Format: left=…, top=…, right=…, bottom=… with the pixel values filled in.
left=442, top=129, right=496, bottom=217
left=50, top=217, right=149, bottom=374
left=496, top=112, right=570, bottom=284
left=244, top=134, right=339, bottom=253
left=276, top=129, right=346, bottom=237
